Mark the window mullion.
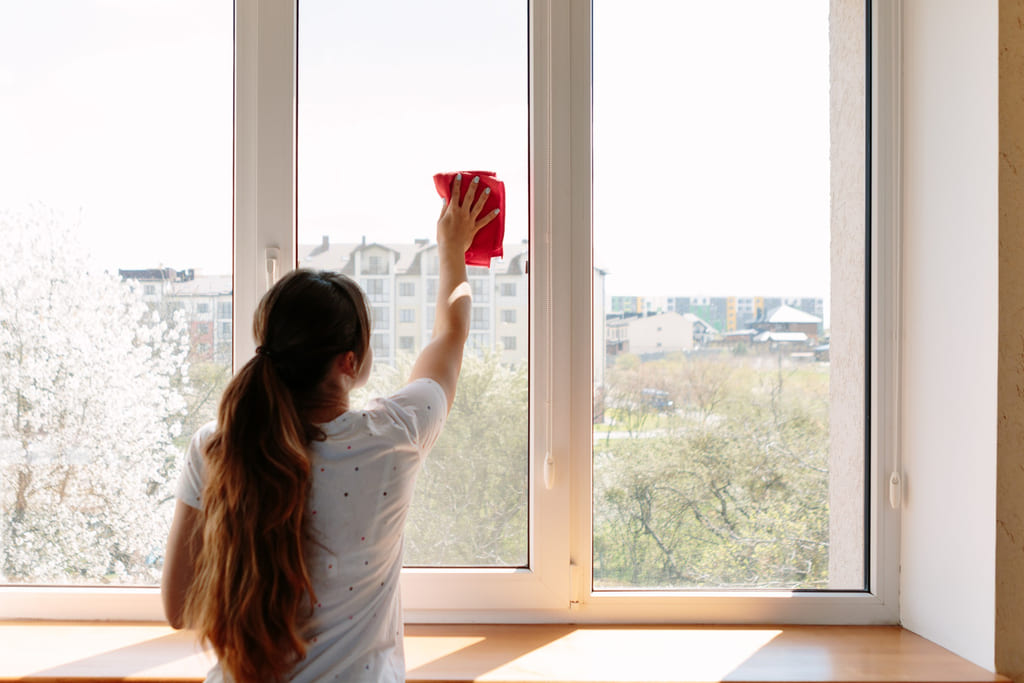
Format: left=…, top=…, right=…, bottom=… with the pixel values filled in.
left=563, top=0, right=595, bottom=609
left=233, top=0, right=297, bottom=367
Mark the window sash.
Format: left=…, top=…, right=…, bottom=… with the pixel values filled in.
left=0, top=0, right=900, bottom=624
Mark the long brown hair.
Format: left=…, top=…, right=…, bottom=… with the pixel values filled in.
left=183, top=269, right=370, bottom=682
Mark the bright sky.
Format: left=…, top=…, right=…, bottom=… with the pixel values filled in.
left=0, top=1, right=836, bottom=301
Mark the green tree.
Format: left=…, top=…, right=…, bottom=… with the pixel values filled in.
left=594, top=354, right=830, bottom=589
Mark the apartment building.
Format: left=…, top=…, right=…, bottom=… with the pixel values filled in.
left=119, top=269, right=233, bottom=364
left=299, top=237, right=530, bottom=367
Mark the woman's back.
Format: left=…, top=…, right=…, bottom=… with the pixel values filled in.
left=162, top=173, right=499, bottom=681
left=176, top=379, right=447, bottom=682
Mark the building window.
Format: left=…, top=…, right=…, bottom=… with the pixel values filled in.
left=399, top=282, right=415, bottom=297
left=217, top=301, right=232, bottom=319
left=363, top=253, right=388, bottom=275
left=197, top=302, right=209, bottom=314
left=471, top=307, right=489, bottom=330
left=370, top=332, right=390, bottom=359
left=399, top=336, right=415, bottom=351
left=219, top=321, right=231, bottom=337
left=469, top=277, right=490, bottom=303
left=143, top=284, right=156, bottom=296
left=501, top=309, right=516, bottom=324
left=500, top=282, right=516, bottom=297
left=361, top=277, right=389, bottom=303
left=501, top=336, right=517, bottom=351
left=400, top=308, right=415, bottom=323
left=371, top=305, right=389, bottom=331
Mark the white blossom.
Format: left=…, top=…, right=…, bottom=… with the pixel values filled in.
left=0, top=209, right=190, bottom=584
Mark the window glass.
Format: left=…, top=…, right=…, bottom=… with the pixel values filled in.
left=0, top=2, right=232, bottom=586
left=297, top=0, right=528, bottom=566
left=593, top=0, right=864, bottom=590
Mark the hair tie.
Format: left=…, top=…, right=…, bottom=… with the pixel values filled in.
left=256, top=345, right=273, bottom=360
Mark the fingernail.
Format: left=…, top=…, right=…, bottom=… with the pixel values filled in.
left=484, top=187, right=491, bottom=195
left=472, top=176, right=480, bottom=183
left=456, top=173, right=462, bottom=181
left=494, top=208, right=501, bottom=214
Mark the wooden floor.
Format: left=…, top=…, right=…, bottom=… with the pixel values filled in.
left=0, top=622, right=1009, bottom=683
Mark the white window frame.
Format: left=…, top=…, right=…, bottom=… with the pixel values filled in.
left=0, top=0, right=901, bottom=625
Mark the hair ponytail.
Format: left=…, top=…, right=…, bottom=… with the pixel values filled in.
left=183, top=270, right=370, bottom=682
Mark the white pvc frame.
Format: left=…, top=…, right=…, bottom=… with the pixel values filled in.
left=0, top=0, right=901, bottom=625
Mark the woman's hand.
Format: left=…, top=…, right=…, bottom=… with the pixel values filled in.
left=437, top=174, right=500, bottom=254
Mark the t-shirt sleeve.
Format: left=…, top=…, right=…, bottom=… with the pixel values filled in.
left=376, top=378, right=449, bottom=454
left=175, top=421, right=216, bottom=510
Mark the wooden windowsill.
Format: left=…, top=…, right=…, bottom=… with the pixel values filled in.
left=0, top=622, right=1009, bottom=683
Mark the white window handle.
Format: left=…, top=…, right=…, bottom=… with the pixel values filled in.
left=265, top=247, right=280, bottom=291
left=889, top=471, right=902, bottom=509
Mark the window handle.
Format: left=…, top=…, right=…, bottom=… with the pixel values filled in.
left=544, top=451, right=555, bottom=489
left=265, top=247, right=280, bottom=291
left=889, top=471, right=902, bottom=508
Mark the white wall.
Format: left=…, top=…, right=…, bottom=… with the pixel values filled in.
left=900, top=0, right=998, bottom=668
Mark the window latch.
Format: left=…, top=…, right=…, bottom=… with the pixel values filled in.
left=265, top=247, right=280, bottom=291
left=543, top=451, right=555, bottom=489
left=889, top=471, right=902, bottom=509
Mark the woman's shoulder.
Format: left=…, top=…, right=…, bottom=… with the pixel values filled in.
left=372, top=377, right=448, bottom=411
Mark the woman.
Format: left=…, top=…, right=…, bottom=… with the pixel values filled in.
left=161, top=174, right=499, bottom=682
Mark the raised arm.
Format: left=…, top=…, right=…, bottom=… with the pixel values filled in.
left=408, top=174, right=500, bottom=410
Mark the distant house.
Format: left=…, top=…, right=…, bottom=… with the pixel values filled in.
left=606, top=312, right=694, bottom=359
left=752, top=304, right=822, bottom=343
left=682, top=312, right=718, bottom=347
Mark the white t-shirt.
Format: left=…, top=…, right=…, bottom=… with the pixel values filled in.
left=175, top=378, right=448, bottom=683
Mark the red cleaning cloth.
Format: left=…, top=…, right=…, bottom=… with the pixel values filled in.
left=433, top=171, right=505, bottom=267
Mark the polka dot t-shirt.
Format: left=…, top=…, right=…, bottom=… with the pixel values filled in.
left=175, top=378, right=448, bottom=683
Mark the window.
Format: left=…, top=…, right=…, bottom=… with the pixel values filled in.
left=399, top=336, right=415, bottom=351
left=4, top=0, right=896, bottom=625
left=0, top=0, right=234, bottom=601
left=360, top=278, right=389, bottom=303
left=363, top=253, right=388, bottom=275
left=197, top=302, right=210, bottom=314
left=590, top=0, right=872, bottom=599
left=370, top=332, right=391, bottom=359
left=470, top=307, right=489, bottom=331
left=469, top=277, right=490, bottom=303
left=501, top=309, right=517, bottom=324
left=371, top=305, right=389, bottom=331
left=217, top=301, right=232, bottom=319
left=297, top=0, right=529, bottom=574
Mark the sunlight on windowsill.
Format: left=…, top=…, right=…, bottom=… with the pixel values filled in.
left=0, top=622, right=1009, bottom=683
left=405, top=625, right=781, bottom=682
